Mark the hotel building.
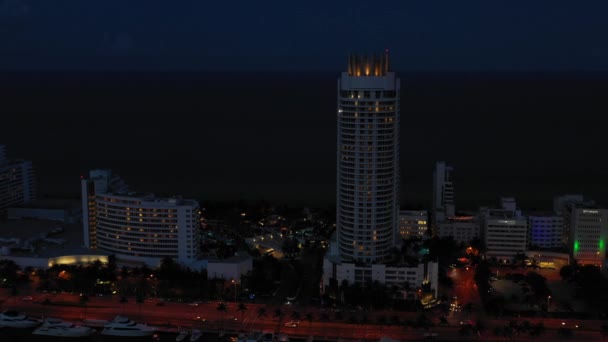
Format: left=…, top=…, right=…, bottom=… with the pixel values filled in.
left=0, top=145, right=36, bottom=217
left=81, top=169, right=201, bottom=267
left=569, top=206, right=608, bottom=266
left=481, top=198, right=528, bottom=262
left=335, top=51, right=400, bottom=264
left=325, top=52, right=438, bottom=291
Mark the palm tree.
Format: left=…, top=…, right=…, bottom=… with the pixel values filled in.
left=601, top=324, right=608, bottom=340
left=119, top=296, right=128, bottom=315
left=237, top=303, right=248, bottom=326
left=79, top=294, right=89, bottom=319
left=136, top=294, right=145, bottom=321
left=305, top=313, right=314, bottom=335
left=274, top=308, right=285, bottom=333
left=217, top=302, right=227, bottom=331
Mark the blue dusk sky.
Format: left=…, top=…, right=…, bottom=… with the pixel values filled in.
left=1, top=0, right=608, bottom=70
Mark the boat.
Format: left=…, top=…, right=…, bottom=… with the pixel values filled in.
left=176, top=329, right=189, bottom=342
left=261, top=331, right=274, bottom=342
left=190, top=328, right=202, bottom=341
left=100, top=316, right=155, bottom=337
left=236, top=331, right=262, bottom=342
left=0, top=310, right=41, bottom=329
left=32, top=318, right=96, bottom=337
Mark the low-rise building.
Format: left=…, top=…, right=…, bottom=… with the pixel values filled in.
left=0, top=219, right=109, bottom=269
left=436, top=215, right=479, bottom=244
left=527, top=214, right=563, bottom=249
left=7, top=198, right=81, bottom=224
left=206, top=254, right=253, bottom=281
left=481, top=198, right=528, bottom=262
left=399, top=210, right=429, bottom=239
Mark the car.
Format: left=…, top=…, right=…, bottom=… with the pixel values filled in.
left=22, top=296, right=33, bottom=301
left=189, top=303, right=199, bottom=306
left=284, top=321, right=299, bottom=328
left=194, top=316, right=207, bottom=322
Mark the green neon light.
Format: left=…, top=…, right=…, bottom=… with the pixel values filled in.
left=574, top=241, right=579, bottom=253
left=600, top=240, right=605, bottom=250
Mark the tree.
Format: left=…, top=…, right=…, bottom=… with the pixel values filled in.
left=217, top=302, right=227, bottom=331
left=136, top=293, right=145, bottom=321
left=119, top=295, right=128, bottom=305
left=560, top=265, right=574, bottom=281
left=237, top=303, right=248, bottom=325
left=601, top=324, right=608, bottom=339
left=291, top=311, right=301, bottom=321
left=80, top=294, right=89, bottom=319
left=305, top=313, right=314, bottom=334
left=273, top=308, right=285, bottom=334
left=257, top=307, right=267, bottom=318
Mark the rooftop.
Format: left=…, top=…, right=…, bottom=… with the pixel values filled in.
left=0, top=219, right=105, bottom=258
left=10, top=198, right=80, bottom=211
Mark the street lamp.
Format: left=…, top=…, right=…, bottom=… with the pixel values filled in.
left=547, top=295, right=551, bottom=311
left=231, top=279, right=237, bottom=302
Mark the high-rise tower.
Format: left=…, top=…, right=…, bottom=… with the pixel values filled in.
left=336, top=51, right=400, bottom=264
left=0, top=145, right=36, bottom=217
left=432, top=161, right=455, bottom=227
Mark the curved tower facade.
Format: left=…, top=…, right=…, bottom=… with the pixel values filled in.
left=336, top=52, right=400, bottom=264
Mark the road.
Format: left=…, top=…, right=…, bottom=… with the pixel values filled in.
left=448, top=266, right=481, bottom=311
left=1, top=290, right=606, bottom=341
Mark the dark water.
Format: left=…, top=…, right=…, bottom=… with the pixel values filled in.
left=1, top=70, right=607, bottom=211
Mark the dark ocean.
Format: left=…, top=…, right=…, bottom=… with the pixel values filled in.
left=1, top=70, right=607, bottom=211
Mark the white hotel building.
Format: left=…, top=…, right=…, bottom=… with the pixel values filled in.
left=81, top=169, right=201, bottom=267
left=569, top=207, right=608, bottom=266
left=325, top=52, right=438, bottom=292
left=481, top=198, right=528, bottom=262
left=335, top=52, right=400, bottom=264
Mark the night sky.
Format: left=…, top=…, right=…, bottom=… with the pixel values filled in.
left=2, top=2, right=608, bottom=210
left=2, top=1, right=608, bottom=71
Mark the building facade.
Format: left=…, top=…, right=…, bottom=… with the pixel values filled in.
left=336, top=51, right=400, bottom=264
left=432, top=161, right=455, bottom=225
left=81, top=169, right=201, bottom=267
left=325, top=53, right=437, bottom=295
left=323, top=257, right=438, bottom=289
left=399, top=210, right=428, bottom=240
left=481, top=198, right=528, bottom=262
left=527, top=214, right=563, bottom=249
left=436, top=215, right=479, bottom=244
left=569, top=207, right=608, bottom=266
left=0, top=145, right=36, bottom=217
left=553, top=195, right=593, bottom=245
